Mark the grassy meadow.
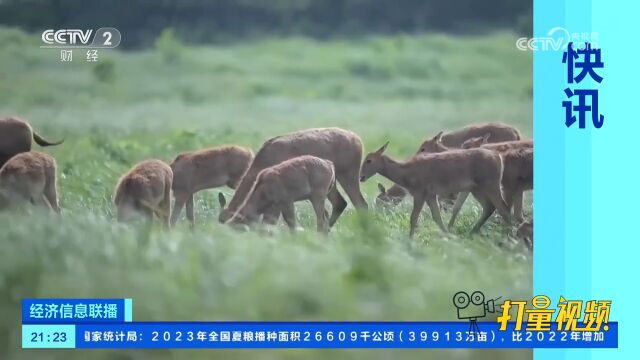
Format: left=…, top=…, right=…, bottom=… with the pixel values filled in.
left=0, top=28, right=532, bottom=359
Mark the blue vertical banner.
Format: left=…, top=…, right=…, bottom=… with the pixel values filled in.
left=534, top=0, right=639, bottom=360
left=590, top=1, right=640, bottom=360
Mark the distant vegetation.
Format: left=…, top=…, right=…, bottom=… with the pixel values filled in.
left=0, top=0, right=532, bottom=47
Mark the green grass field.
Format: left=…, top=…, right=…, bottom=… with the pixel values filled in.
left=0, top=28, right=532, bottom=359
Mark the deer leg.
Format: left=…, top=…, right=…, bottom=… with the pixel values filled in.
left=281, top=202, right=297, bottom=231
left=512, top=191, right=525, bottom=223
left=170, top=191, right=188, bottom=227
left=448, top=191, right=470, bottom=230
left=409, top=192, right=426, bottom=238
left=426, top=195, right=447, bottom=232
left=35, top=194, right=53, bottom=212
left=337, top=170, right=368, bottom=210
left=326, top=186, right=347, bottom=227
left=470, top=192, right=495, bottom=233
left=43, top=173, right=60, bottom=214
left=160, top=181, right=172, bottom=229
left=186, top=193, right=195, bottom=227
left=502, top=188, right=514, bottom=213
left=310, top=196, right=329, bottom=234
left=485, top=187, right=512, bottom=227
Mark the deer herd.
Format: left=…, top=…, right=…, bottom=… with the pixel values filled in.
left=0, top=116, right=533, bottom=249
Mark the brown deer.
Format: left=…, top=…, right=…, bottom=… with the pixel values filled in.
left=448, top=138, right=533, bottom=228
left=226, top=155, right=343, bottom=233
left=0, top=151, right=60, bottom=213
left=0, top=117, right=64, bottom=168
left=218, top=128, right=365, bottom=227
left=169, top=145, right=253, bottom=227
left=375, top=182, right=407, bottom=207
left=361, top=142, right=511, bottom=236
left=114, top=160, right=173, bottom=226
left=418, top=123, right=521, bottom=154
left=377, top=123, right=521, bottom=206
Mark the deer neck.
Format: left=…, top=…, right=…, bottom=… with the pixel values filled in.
left=378, top=155, right=411, bottom=188
left=227, top=168, right=259, bottom=211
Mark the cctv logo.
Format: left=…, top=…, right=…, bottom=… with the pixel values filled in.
left=40, top=28, right=121, bottom=48
left=42, top=29, right=93, bottom=45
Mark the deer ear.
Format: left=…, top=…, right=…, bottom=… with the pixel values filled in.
left=375, top=141, right=390, bottom=155
left=218, top=193, right=227, bottom=208
left=432, top=131, right=444, bottom=142
left=377, top=183, right=386, bottom=194
left=482, top=133, right=491, bottom=144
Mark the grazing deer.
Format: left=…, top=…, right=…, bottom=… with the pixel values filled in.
left=114, top=159, right=173, bottom=226
left=361, top=142, right=511, bottom=236
left=0, top=117, right=64, bottom=168
left=377, top=123, right=521, bottom=206
left=218, top=128, right=365, bottom=227
left=169, top=145, right=253, bottom=227
left=375, top=182, right=407, bottom=208
left=0, top=151, right=60, bottom=213
left=448, top=137, right=533, bottom=228
left=226, top=155, right=343, bottom=233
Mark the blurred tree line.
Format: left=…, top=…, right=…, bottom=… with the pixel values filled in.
left=0, top=0, right=532, bottom=48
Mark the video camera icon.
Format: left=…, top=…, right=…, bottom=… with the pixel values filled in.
left=453, top=291, right=502, bottom=334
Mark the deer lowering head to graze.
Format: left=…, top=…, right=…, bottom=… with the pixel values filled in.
left=377, top=123, right=521, bottom=207
left=0, top=151, right=60, bottom=213
left=360, top=142, right=511, bottom=236
left=169, top=145, right=253, bottom=227
left=218, top=128, right=365, bottom=227
left=114, top=159, right=173, bottom=226
left=375, top=182, right=408, bottom=207
left=226, top=155, right=344, bottom=234
left=0, top=117, right=64, bottom=169
left=448, top=141, right=533, bottom=229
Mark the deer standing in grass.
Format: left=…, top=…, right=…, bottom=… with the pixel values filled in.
left=448, top=136, right=533, bottom=228
left=218, top=128, right=365, bottom=227
left=361, top=142, right=511, bottom=236
left=376, top=123, right=521, bottom=206
left=114, top=159, right=173, bottom=226
left=226, top=155, right=340, bottom=233
left=0, top=151, right=60, bottom=213
left=169, top=145, right=253, bottom=227
left=0, top=117, right=64, bottom=168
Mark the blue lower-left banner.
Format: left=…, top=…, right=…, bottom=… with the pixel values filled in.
left=22, top=298, right=133, bottom=324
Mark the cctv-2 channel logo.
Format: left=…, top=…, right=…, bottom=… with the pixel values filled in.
left=41, top=28, right=121, bottom=48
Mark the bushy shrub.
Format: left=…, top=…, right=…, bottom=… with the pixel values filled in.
left=154, top=28, right=184, bottom=64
